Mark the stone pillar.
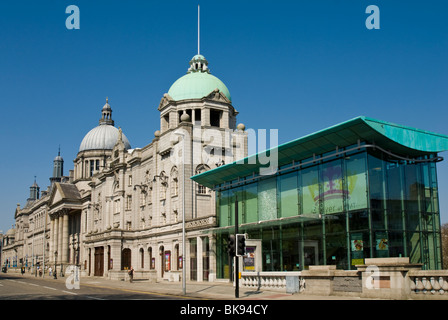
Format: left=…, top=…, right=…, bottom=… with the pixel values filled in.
left=357, top=257, right=422, bottom=300
left=197, top=236, right=203, bottom=282
left=50, top=218, right=54, bottom=262
left=300, top=265, right=336, bottom=296
left=208, top=236, right=216, bottom=282
left=62, top=213, right=69, bottom=264
left=57, top=215, right=63, bottom=264
left=52, top=217, right=58, bottom=264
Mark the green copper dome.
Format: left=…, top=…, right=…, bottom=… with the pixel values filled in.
left=167, top=55, right=231, bottom=102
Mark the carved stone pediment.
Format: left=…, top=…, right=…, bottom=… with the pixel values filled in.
left=158, top=93, right=175, bottom=111
left=204, top=89, right=231, bottom=104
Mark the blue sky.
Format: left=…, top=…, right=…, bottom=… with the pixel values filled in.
left=0, top=0, right=447, bottom=233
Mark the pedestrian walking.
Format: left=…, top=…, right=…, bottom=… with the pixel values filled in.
left=128, top=266, right=134, bottom=283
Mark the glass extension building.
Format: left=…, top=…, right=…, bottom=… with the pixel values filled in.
left=192, top=117, right=448, bottom=277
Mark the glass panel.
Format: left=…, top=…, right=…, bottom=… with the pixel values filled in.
left=281, top=225, right=300, bottom=271
left=218, top=190, right=230, bottom=227
left=407, top=231, right=422, bottom=265
left=244, top=183, right=258, bottom=223
left=262, top=227, right=280, bottom=271
left=258, top=177, right=277, bottom=221
left=229, top=188, right=243, bottom=226
left=430, top=162, right=439, bottom=213
left=216, top=233, right=230, bottom=279
left=325, top=213, right=348, bottom=268
left=302, top=165, right=320, bottom=215
left=346, top=153, right=368, bottom=211
left=301, top=219, right=324, bottom=267
left=368, top=153, right=386, bottom=211
left=386, top=161, right=404, bottom=230
left=404, top=163, right=420, bottom=228
left=279, top=172, right=299, bottom=218
left=321, top=159, right=344, bottom=214
left=349, top=210, right=369, bottom=231
left=389, top=231, right=405, bottom=258
left=371, top=209, right=386, bottom=230
left=421, top=163, right=433, bottom=212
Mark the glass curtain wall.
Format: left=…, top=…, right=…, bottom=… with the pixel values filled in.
left=215, top=147, right=442, bottom=278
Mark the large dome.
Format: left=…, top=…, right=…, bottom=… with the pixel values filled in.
left=79, top=98, right=131, bottom=152
left=167, top=55, right=231, bottom=102
left=79, top=125, right=131, bottom=152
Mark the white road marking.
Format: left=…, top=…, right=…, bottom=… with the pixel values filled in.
left=85, top=295, right=106, bottom=300
left=61, top=290, right=78, bottom=295
left=43, top=286, right=57, bottom=290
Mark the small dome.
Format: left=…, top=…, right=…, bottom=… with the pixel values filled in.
left=167, top=55, right=231, bottom=102
left=79, top=125, right=131, bottom=152
left=79, top=98, right=131, bottom=152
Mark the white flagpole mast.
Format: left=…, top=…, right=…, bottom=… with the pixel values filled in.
left=198, top=4, right=200, bottom=55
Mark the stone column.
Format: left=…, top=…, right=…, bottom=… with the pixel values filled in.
left=58, top=214, right=63, bottom=264
left=50, top=218, right=54, bottom=262
left=208, top=236, right=216, bottom=282
left=197, top=236, right=203, bottom=282
left=52, top=217, right=58, bottom=264
left=62, top=213, right=69, bottom=264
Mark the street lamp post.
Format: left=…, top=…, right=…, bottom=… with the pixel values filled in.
left=175, top=131, right=187, bottom=296
left=31, top=220, right=35, bottom=276
left=54, top=251, right=58, bottom=279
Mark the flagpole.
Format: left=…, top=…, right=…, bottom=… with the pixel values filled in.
left=198, top=5, right=200, bottom=55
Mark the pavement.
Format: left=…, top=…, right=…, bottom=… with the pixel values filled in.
left=5, top=270, right=374, bottom=300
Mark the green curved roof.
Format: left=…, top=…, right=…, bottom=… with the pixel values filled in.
left=168, top=72, right=231, bottom=102
left=191, top=116, right=448, bottom=189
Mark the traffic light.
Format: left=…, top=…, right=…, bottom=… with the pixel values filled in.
left=227, top=234, right=235, bottom=257
left=236, top=234, right=246, bottom=256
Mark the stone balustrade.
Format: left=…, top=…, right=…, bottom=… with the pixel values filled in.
left=408, top=270, right=448, bottom=297
left=241, top=271, right=302, bottom=291
left=241, top=259, right=448, bottom=300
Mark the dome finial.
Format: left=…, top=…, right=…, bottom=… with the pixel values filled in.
left=99, top=97, right=114, bottom=126
left=187, top=54, right=210, bottom=74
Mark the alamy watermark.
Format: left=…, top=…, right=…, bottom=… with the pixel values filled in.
left=169, top=126, right=278, bottom=177
left=65, top=5, right=80, bottom=30
left=65, top=265, right=81, bottom=290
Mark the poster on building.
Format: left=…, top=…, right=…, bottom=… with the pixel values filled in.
left=243, top=246, right=255, bottom=271
left=375, top=232, right=389, bottom=251
left=351, top=233, right=364, bottom=265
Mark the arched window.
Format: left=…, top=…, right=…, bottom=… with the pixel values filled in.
left=148, top=247, right=154, bottom=270
left=171, top=166, right=178, bottom=197
left=195, top=164, right=210, bottom=194
left=121, top=248, right=131, bottom=270
left=140, top=248, right=144, bottom=269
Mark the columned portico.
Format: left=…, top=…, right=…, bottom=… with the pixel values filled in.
left=48, top=182, right=82, bottom=270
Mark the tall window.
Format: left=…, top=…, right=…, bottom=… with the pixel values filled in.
left=126, top=195, right=132, bottom=210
